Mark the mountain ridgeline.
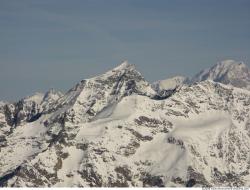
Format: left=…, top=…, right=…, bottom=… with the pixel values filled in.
left=0, top=60, right=250, bottom=187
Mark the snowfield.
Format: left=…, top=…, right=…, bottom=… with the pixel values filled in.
left=0, top=60, right=250, bottom=187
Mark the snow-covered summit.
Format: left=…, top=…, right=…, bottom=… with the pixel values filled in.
left=43, top=89, right=63, bottom=100
left=151, top=76, right=188, bottom=99
left=94, top=60, right=143, bottom=83
left=152, top=76, right=188, bottom=92
left=46, top=61, right=155, bottom=124
left=112, top=60, right=135, bottom=71
left=22, top=92, right=44, bottom=105
left=191, top=60, right=250, bottom=90
left=0, top=60, right=250, bottom=187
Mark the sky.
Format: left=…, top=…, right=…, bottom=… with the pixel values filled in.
left=0, top=0, right=250, bottom=101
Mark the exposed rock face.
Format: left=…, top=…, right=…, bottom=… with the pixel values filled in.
left=0, top=61, right=250, bottom=187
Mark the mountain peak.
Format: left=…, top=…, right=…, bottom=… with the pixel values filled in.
left=191, top=59, right=250, bottom=90
left=113, top=60, right=135, bottom=71
left=219, top=59, right=240, bottom=65
left=215, top=59, right=246, bottom=69
left=1, top=60, right=250, bottom=187
left=22, top=92, right=44, bottom=104
left=43, top=88, right=63, bottom=102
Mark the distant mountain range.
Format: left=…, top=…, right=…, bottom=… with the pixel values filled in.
left=0, top=60, right=250, bottom=187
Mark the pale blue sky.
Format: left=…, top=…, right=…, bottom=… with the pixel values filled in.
left=0, top=0, right=250, bottom=101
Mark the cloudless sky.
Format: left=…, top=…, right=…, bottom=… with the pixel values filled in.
left=0, top=0, right=250, bottom=101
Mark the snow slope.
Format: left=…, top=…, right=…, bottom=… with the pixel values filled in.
left=0, top=61, right=250, bottom=187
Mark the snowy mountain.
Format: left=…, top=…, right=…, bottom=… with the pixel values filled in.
left=191, top=60, right=250, bottom=90
left=0, top=89, right=63, bottom=136
left=151, top=76, right=189, bottom=99
left=0, top=61, right=250, bottom=187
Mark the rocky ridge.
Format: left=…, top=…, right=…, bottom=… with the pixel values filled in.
left=0, top=60, right=250, bottom=187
